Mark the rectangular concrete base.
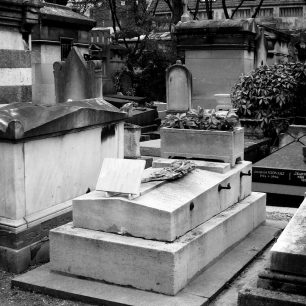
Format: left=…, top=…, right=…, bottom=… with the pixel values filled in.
left=13, top=221, right=280, bottom=306
left=51, top=192, right=266, bottom=296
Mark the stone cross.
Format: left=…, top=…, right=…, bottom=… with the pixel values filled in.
left=181, top=0, right=191, bottom=22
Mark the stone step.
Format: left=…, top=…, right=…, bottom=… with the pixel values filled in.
left=239, top=286, right=306, bottom=306
left=73, top=161, right=252, bottom=241
left=50, top=192, right=266, bottom=296
left=270, top=197, right=306, bottom=276
left=12, top=221, right=280, bottom=306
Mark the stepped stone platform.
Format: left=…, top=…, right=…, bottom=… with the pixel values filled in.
left=51, top=192, right=265, bottom=296
left=13, top=154, right=267, bottom=303
left=12, top=221, right=281, bottom=306
left=238, top=197, right=306, bottom=305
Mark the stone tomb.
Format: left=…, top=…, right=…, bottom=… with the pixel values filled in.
left=238, top=197, right=306, bottom=305
left=166, top=60, right=192, bottom=113
left=252, top=140, right=306, bottom=205
left=0, top=99, right=126, bottom=272
left=73, top=161, right=252, bottom=242
left=48, top=158, right=266, bottom=296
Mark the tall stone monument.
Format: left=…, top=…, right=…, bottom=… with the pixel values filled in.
left=175, top=19, right=258, bottom=109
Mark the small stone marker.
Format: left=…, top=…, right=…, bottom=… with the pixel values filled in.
left=96, top=158, right=145, bottom=196
left=166, top=60, right=192, bottom=113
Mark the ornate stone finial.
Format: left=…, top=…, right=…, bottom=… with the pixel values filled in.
left=181, top=0, right=191, bottom=22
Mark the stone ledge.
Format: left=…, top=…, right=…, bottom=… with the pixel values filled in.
left=270, top=197, right=306, bottom=276
left=238, top=286, right=306, bottom=306
left=12, top=221, right=281, bottom=305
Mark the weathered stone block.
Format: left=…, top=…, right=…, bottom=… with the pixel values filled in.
left=160, top=127, right=244, bottom=166
left=51, top=192, right=266, bottom=296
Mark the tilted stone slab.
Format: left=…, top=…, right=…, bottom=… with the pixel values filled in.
left=73, top=161, right=252, bottom=241
left=270, top=197, right=306, bottom=276
left=51, top=192, right=266, bottom=296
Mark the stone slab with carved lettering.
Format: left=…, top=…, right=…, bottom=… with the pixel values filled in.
left=253, top=141, right=306, bottom=199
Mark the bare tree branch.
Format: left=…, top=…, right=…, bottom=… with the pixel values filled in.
left=231, top=0, right=245, bottom=19
left=222, top=0, right=230, bottom=19
left=252, top=0, right=265, bottom=18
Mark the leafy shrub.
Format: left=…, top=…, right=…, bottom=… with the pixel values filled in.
left=231, top=62, right=306, bottom=136
left=162, top=107, right=240, bottom=131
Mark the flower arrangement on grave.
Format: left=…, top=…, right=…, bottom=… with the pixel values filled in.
left=161, top=107, right=240, bottom=131
left=142, top=160, right=196, bottom=183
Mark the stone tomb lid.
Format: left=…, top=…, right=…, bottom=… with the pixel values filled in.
left=175, top=18, right=257, bottom=33
left=253, top=142, right=306, bottom=186
left=0, top=98, right=127, bottom=140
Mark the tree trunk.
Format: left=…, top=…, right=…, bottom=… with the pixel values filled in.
left=171, top=0, right=183, bottom=24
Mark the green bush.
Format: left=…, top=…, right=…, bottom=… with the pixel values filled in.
left=231, top=62, right=306, bottom=136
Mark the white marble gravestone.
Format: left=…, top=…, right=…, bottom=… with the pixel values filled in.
left=166, top=60, right=192, bottom=113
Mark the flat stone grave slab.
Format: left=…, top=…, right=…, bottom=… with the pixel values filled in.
left=253, top=142, right=306, bottom=197
left=73, top=161, right=252, bottom=241
left=51, top=192, right=266, bottom=296
left=12, top=215, right=280, bottom=306
left=270, top=197, right=306, bottom=276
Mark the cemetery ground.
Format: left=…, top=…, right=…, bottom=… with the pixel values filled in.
left=0, top=206, right=296, bottom=306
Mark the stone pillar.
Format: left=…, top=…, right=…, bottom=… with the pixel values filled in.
left=0, top=0, right=41, bottom=104
left=175, top=19, right=258, bottom=109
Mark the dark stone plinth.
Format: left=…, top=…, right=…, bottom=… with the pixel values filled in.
left=239, top=286, right=306, bottom=306
left=244, top=137, right=271, bottom=163
left=127, top=108, right=159, bottom=126
left=258, top=269, right=306, bottom=297
left=0, top=211, right=72, bottom=273
left=253, top=142, right=306, bottom=187
left=0, top=98, right=126, bottom=140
